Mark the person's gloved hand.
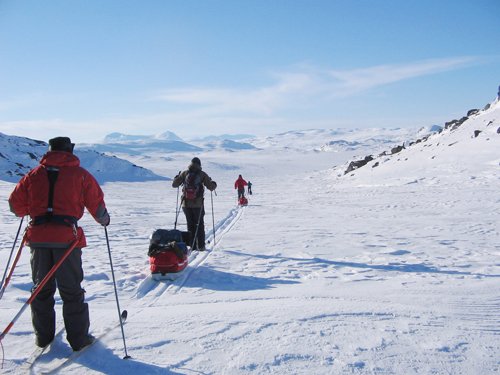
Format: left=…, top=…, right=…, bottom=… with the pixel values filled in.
left=101, top=212, right=110, bottom=227
left=212, top=181, right=217, bottom=189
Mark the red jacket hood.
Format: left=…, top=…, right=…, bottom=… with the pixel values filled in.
left=40, top=151, right=80, bottom=168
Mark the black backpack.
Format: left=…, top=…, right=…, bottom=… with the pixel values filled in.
left=183, top=171, right=203, bottom=200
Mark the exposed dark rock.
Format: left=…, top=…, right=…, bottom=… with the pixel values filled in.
left=474, top=130, right=482, bottom=138
left=344, top=155, right=374, bottom=174
left=391, top=144, right=405, bottom=154
left=445, top=116, right=469, bottom=131
left=467, top=109, right=479, bottom=117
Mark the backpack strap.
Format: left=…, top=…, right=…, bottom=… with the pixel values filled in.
left=46, top=166, right=59, bottom=217
left=30, top=166, right=78, bottom=228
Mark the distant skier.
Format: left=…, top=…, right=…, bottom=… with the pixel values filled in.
left=247, top=181, right=253, bottom=195
left=8, top=136, right=110, bottom=351
left=172, top=157, right=217, bottom=251
left=234, top=174, right=248, bottom=200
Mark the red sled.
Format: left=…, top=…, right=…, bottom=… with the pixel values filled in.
left=239, top=197, right=248, bottom=206
left=149, top=251, right=188, bottom=274
left=148, top=229, right=189, bottom=276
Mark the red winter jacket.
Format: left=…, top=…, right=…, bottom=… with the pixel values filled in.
left=8, top=151, right=109, bottom=248
left=234, top=176, right=248, bottom=190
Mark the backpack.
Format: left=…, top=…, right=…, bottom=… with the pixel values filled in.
left=183, top=171, right=203, bottom=200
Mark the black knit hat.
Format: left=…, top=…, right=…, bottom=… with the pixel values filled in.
left=49, top=137, right=75, bottom=153
left=191, top=157, right=201, bottom=166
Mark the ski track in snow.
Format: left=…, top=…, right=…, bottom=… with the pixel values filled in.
left=133, top=205, right=245, bottom=304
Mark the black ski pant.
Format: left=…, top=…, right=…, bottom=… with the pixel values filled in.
left=30, top=246, right=89, bottom=349
left=237, top=188, right=245, bottom=199
left=182, top=206, right=205, bottom=250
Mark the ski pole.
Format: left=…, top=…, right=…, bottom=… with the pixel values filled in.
left=0, top=234, right=27, bottom=301
left=104, top=227, right=131, bottom=359
left=174, top=189, right=184, bottom=230
left=191, top=206, right=204, bottom=250
left=174, top=186, right=180, bottom=229
left=0, top=236, right=80, bottom=343
left=0, top=218, right=26, bottom=300
left=211, top=191, right=216, bottom=247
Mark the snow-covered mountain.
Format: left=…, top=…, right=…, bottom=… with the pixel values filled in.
left=91, top=131, right=202, bottom=155
left=194, top=133, right=255, bottom=142
left=87, top=127, right=446, bottom=158
left=201, top=139, right=258, bottom=151
left=83, top=131, right=200, bottom=156
left=0, top=133, right=167, bottom=183
left=337, top=100, right=499, bottom=181
left=248, top=126, right=440, bottom=154
left=97, top=128, right=438, bottom=156
left=97, top=131, right=259, bottom=154
left=104, top=131, right=183, bottom=143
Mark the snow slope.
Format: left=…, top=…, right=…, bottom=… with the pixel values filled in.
left=0, top=101, right=498, bottom=374
left=0, top=133, right=167, bottom=183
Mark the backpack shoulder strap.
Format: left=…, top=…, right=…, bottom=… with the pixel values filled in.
left=45, top=166, right=60, bottom=217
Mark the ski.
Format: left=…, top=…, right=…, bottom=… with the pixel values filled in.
left=151, top=271, right=184, bottom=281
left=17, top=344, right=50, bottom=372
left=22, top=310, right=127, bottom=374
left=16, top=328, right=66, bottom=373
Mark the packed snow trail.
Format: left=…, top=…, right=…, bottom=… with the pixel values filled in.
left=133, top=205, right=245, bottom=303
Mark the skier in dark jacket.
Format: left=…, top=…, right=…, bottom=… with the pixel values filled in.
left=234, top=175, right=247, bottom=200
left=172, top=157, right=217, bottom=251
left=247, top=181, right=253, bottom=195
left=8, top=137, right=110, bottom=351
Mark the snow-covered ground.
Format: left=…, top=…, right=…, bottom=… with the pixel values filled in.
left=0, top=101, right=498, bottom=374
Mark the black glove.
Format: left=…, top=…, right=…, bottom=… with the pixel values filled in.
left=212, top=181, right=217, bottom=189
left=101, top=212, right=110, bottom=227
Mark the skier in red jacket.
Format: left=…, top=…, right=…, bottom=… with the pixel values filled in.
left=234, top=175, right=248, bottom=200
left=8, top=137, right=110, bottom=351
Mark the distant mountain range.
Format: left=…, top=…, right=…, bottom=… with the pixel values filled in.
left=104, top=131, right=183, bottom=143
left=5, top=109, right=492, bottom=184
left=0, top=127, right=442, bottom=183
left=86, top=132, right=257, bottom=155
left=249, top=125, right=443, bottom=154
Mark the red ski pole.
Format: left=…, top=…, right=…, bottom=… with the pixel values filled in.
left=0, top=236, right=80, bottom=343
left=0, top=233, right=27, bottom=300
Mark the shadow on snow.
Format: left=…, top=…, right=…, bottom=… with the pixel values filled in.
left=182, top=265, right=300, bottom=291
left=47, top=339, right=184, bottom=375
left=223, top=250, right=500, bottom=278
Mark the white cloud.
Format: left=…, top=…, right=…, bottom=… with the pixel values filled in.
left=327, top=56, right=479, bottom=95
left=154, top=71, right=314, bottom=115
left=2, top=56, right=483, bottom=142
left=153, top=56, right=480, bottom=115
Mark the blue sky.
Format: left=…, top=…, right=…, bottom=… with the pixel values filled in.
left=0, top=0, right=499, bottom=143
